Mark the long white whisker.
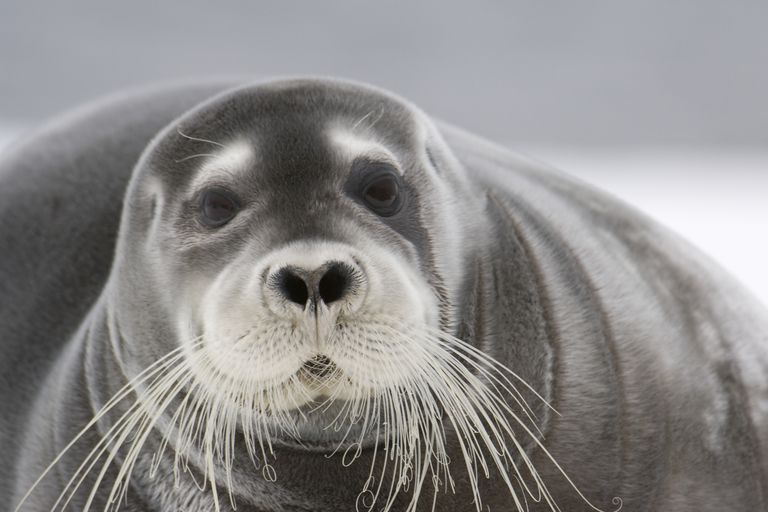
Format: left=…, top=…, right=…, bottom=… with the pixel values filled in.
left=174, top=153, right=217, bottom=163
left=335, top=316, right=620, bottom=512
left=14, top=340, right=200, bottom=512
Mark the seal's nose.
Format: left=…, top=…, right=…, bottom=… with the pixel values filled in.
left=273, top=262, right=354, bottom=308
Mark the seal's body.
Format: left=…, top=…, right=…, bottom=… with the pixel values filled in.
left=2, top=79, right=767, bottom=512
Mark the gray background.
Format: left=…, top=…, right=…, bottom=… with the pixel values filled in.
left=2, top=1, right=768, bottom=146
left=1, top=0, right=766, bottom=303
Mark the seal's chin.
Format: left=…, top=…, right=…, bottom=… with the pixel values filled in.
left=268, top=398, right=384, bottom=452
left=295, top=354, right=339, bottom=390
left=280, top=354, right=349, bottom=404
left=250, top=373, right=385, bottom=453
left=192, top=352, right=386, bottom=449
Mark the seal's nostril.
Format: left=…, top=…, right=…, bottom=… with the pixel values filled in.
left=276, top=268, right=309, bottom=306
left=271, top=262, right=355, bottom=309
left=318, top=263, right=350, bottom=304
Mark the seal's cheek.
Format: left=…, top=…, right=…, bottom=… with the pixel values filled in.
left=361, top=247, right=440, bottom=328
left=177, top=239, right=440, bottom=407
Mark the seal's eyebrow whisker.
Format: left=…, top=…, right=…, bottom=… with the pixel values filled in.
left=351, top=105, right=384, bottom=132
left=352, top=110, right=375, bottom=131
left=174, top=153, right=218, bottom=164
left=176, top=128, right=226, bottom=149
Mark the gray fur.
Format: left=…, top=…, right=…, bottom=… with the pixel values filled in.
left=1, top=78, right=767, bottom=511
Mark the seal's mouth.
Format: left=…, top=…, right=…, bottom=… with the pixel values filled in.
left=301, top=354, right=337, bottom=378
left=295, top=354, right=343, bottom=398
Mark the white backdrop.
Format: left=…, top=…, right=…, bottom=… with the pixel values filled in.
left=531, top=148, right=768, bottom=307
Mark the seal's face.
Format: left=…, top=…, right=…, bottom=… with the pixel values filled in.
left=120, top=81, right=470, bottom=450
left=174, top=135, right=444, bottom=442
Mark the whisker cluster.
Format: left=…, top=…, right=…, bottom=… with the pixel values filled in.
left=15, top=317, right=621, bottom=512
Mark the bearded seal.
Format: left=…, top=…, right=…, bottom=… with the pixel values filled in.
left=2, top=78, right=767, bottom=512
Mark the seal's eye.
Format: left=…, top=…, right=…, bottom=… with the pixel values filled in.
left=360, top=165, right=404, bottom=217
left=200, top=188, right=240, bottom=227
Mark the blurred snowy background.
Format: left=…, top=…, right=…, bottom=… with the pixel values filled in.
left=1, top=1, right=766, bottom=305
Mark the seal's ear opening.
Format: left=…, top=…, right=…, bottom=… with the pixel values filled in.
left=120, top=175, right=165, bottom=245
left=424, top=146, right=443, bottom=177
left=466, top=191, right=554, bottom=430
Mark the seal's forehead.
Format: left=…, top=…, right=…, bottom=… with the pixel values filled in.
left=145, top=79, right=429, bottom=185
left=192, top=79, right=423, bottom=139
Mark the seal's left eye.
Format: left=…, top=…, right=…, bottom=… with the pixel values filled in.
left=360, top=165, right=404, bottom=217
left=200, top=188, right=240, bottom=227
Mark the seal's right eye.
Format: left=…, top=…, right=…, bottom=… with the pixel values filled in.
left=200, top=188, right=240, bottom=227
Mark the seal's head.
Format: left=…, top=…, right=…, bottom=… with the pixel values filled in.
left=116, top=78, right=479, bottom=420
left=88, top=79, right=561, bottom=511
